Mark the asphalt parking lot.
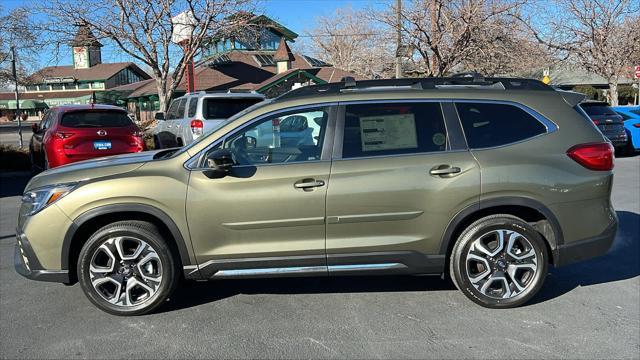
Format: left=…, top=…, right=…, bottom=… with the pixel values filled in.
left=0, top=157, right=638, bottom=359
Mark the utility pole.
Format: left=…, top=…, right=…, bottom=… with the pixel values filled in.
left=11, top=46, right=23, bottom=148
left=395, top=0, right=402, bottom=79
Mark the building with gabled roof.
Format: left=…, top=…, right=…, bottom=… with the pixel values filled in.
left=0, top=24, right=150, bottom=120
left=107, top=14, right=359, bottom=123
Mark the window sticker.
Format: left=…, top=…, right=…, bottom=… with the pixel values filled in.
left=360, top=113, right=418, bottom=151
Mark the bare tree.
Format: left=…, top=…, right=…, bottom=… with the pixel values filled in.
left=521, top=0, right=640, bottom=106
left=458, top=16, right=555, bottom=77
left=0, top=6, right=40, bottom=87
left=39, top=0, right=253, bottom=111
left=305, top=7, right=395, bottom=79
left=376, top=0, right=527, bottom=77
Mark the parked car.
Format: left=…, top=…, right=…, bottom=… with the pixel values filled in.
left=613, top=106, right=640, bottom=154
left=16, top=77, right=617, bottom=315
left=29, top=105, right=145, bottom=169
left=152, top=91, right=265, bottom=148
left=578, top=101, right=628, bottom=153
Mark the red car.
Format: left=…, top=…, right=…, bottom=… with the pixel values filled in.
left=29, top=104, right=145, bottom=169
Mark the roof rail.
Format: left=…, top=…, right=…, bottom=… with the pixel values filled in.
left=276, top=76, right=552, bottom=101
left=184, top=90, right=261, bottom=96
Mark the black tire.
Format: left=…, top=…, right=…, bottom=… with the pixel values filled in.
left=29, top=146, right=40, bottom=174
left=43, top=150, right=49, bottom=170
left=153, top=135, right=162, bottom=149
left=449, top=214, right=548, bottom=308
left=77, top=220, right=179, bottom=316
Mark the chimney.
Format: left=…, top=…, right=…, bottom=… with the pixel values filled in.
left=274, top=38, right=294, bottom=74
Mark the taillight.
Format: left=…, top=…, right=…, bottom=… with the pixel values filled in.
left=567, top=142, right=614, bottom=171
left=633, top=123, right=640, bottom=128
left=55, top=131, right=75, bottom=139
left=190, top=119, right=203, bottom=136
left=591, top=119, right=600, bottom=125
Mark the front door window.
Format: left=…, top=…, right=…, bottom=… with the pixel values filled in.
left=220, top=108, right=329, bottom=165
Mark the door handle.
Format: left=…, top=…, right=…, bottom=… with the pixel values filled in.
left=294, top=179, right=325, bottom=190
left=429, top=165, right=461, bottom=176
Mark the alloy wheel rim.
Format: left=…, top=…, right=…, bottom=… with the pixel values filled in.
left=89, top=236, right=163, bottom=307
left=465, top=229, right=538, bottom=299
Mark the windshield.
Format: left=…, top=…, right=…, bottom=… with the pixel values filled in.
left=61, top=110, right=133, bottom=128
left=168, top=99, right=273, bottom=158
left=580, top=103, right=617, bottom=116
left=204, top=98, right=263, bottom=119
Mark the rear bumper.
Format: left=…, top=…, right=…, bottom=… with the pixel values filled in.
left=603, top=132, right=628, bottom=147
left=555, top=219, right=618, bottom=267
left=14, top=232, right=69, bottom=283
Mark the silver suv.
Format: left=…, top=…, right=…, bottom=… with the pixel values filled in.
left=152, top=91, right=265, bottom=148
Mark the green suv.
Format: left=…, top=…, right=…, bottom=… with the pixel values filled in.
left=15, top=77, right=618, bottom=315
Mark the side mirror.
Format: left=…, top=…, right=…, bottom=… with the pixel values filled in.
left=154, top=112, right=165, bottom=120
left=203, top=149, right=234, bottom=178
left=31, top=123, right=39, bottom=133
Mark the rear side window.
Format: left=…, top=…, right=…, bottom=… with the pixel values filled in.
left=60, top=110, right=133, bottom=128
left=204, top=98, right=263, bottom=119
left=187, top=98, right=198, bottom=117
left=580, top=103, right=616, bottom=116
left=455, top=103, right=546, bottom=148
left=342, top=102, right=448, bottom=158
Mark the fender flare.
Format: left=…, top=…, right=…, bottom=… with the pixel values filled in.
left=439, top=197, right=564, bottom=261
left=61, top=203, right=193, bottom=270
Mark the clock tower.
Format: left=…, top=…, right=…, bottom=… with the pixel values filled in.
left=71, top=24, right=103, bottom=69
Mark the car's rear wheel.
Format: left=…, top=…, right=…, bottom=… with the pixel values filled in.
left=77, top=221, right=178, bottom=316
left=450, top=214, right=548, bottom=308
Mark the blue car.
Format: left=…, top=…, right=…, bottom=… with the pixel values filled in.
left=613, top=106, right=640, bottom=154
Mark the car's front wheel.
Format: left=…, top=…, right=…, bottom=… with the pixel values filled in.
left=450, top=214, right=548, bottom=308
left=77, top=221, right=179, bottom=316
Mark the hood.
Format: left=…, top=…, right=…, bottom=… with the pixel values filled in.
left=25, top=150, right=162, bottom=192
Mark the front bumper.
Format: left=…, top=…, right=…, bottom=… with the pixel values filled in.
left=14, top=232, right=69, bottom=283
left=555, top=219, right=618, bottom=267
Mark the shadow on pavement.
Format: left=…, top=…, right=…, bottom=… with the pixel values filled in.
left=0, top=173, right=31, bottom=198
left=161, top=275, right=455, bottom=314
left=533, top=210, right=639, bottom=304
left=163, top=211, right=639, bottom=313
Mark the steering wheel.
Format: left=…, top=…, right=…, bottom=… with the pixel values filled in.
left=227, top=135, right=255, bottom=165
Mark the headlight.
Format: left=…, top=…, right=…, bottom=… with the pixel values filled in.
left=21, top=183, right=78, bottom=216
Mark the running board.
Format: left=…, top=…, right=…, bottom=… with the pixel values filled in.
left=212, top=266, right=326, bottom=279
left=207, top=262, right=407, bottom=279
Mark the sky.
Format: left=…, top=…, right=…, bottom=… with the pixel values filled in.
left=2, top=0, right=393, bottom=69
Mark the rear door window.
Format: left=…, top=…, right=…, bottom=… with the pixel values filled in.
left=455, top=102, right=546, bottom=148
left=187, top=98, right=198, bottom=117
left=341, top=102, right=448, bottom=159
left=165, top=100, right=180, bottom=120
left=175, top=99, right=187, bottom=119
left=60, top=110, right=133, bottom=128
left=204, top=98, right=263, bottom=119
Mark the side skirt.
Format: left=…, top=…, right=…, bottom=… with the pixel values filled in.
left=184, top=252, right=446, bottom=280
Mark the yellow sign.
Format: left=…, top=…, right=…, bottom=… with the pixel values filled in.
left=542, top=75, right=551, bottom=84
